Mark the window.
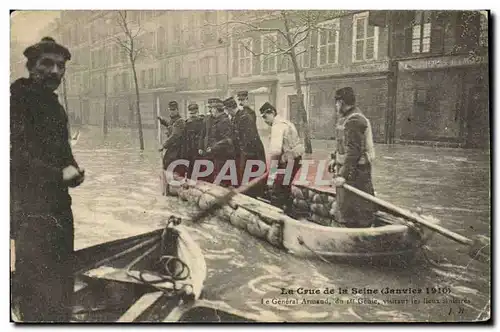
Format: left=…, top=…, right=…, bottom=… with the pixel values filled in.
left=168, top=60, right=175, bottom=80
left=157, top=27, right=167, bottom=54
left=122, top=72, right=129, bottom=91
left=90, top=23, right=96, bottom=44
left=261, top=33, right=277, bottom=73
left=148, top=68, right=155, bottom=87
left=113, top=74, right=120, bottom=93
left=480, top=11, right=488, bottom=47
left=352, top=12, right=379, bottom=62
left=140, top=70, right=146, bottom=88
left=297, top=30, right=312, bottom=69
left=282, top=27, right=312, bottom=71
left=412, top=11, right=432, bottom=53
left=238, top=38, right=253, bottom=76
left=202, top=11, right=217, bottom=43
left=174, top=60, right=181, bottom=80
left=186, top=13, right=197, bottom=47
left=173, top=17, right=181, bottom=45
left=415, top=89, right=426, bottom=104
left=317, top=19, right=339, bottom=66
left=160, top=62, right=167, bottom=83
left=200, top=57, right=216, bottom=86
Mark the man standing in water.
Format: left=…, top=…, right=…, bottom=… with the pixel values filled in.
left=11, top=37, right=85, bottom=321
left=223, top=96, right=266, bottom=197
left=182, top=103, right=205, bottom=179
left=159, top=101, right=186, bottom=176
left=331, top=87, right=376, bottom=228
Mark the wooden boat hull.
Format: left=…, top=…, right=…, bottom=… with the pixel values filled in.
left=71, top=221, right=207, bottom=322
left=163, top=171, right=437, bottom=266
left=11, top=220, right=207, bottom=322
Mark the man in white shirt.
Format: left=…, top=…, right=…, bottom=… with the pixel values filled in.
left=260, top=102, right=304, bottom=213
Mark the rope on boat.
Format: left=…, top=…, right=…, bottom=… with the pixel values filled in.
left=123, top=222, right=192, bottom=297
left=296, top=236, right=331, bottom=264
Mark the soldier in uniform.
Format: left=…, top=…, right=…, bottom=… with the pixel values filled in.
left=198, top=98, right=234, bottom=186
left=223, top=96, right=266, bottom=197
left=260, top=102, right=304, bottom=213
left=236, top=90, right=256, bottom=123
left=11, top=37, right=85, bottom=321
left=330, top=87, right=376, bottom=228
left=182, top=103, right=205, bottom=179
left=159, top=101, right=186, bottom=177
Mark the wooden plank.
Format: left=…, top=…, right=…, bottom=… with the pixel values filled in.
left=82, top=266, right=192, bottom=291
left=117, top=291, right=164, bottom=322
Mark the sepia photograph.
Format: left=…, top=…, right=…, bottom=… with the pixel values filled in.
left=9, top=9, right=491, bottom=323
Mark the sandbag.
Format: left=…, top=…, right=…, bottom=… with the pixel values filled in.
left=246, top=217, right=270, bottom=239
left=198, top=193, right=217, bottom=210
left=310, top=213, right=332, bottom=226
left=310, top=203, right=330, bottom=218
left=230, top=207, right=252, bottom=230
left=266, top=222, right=283, bottom=247
left=291, top=186, right=304, bottom=200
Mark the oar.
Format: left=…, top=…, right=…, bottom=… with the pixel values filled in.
left=341, top=183, right=490, bottom=262
left=191, top=171, right=269, bottom=223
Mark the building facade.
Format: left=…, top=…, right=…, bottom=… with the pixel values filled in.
left=51, top=10, right=488, bottom=147
left=229, top=10, right=489, bottom=146
left=56, top=10, right=230, bottom=129
left=387, top=10, right=489, bottom=148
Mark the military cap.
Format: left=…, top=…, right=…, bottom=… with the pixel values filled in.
left=208, top=98, right=224, bottom=108
left=259, top=102, right=276, bottom=114
left=188, top=103, right=199, bottom=111
left=23, top=37, right=71, bottom=61
left=168, top=101, right=179, bottom=109
left=236, top=90, right=249, bottom=98
left=334, top=87, right=356, bottom=105
left=223, top=96, right=238, bottom=109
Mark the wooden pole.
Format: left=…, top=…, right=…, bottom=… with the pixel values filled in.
left=192, top=171, right=270, bottom=223
left=343, top=183, right=473, bottom=246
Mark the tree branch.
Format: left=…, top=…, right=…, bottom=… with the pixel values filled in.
left=113, top=35, right=132, bottom=54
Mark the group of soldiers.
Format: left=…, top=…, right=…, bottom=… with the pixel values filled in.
left=158, top=91, right=270, bottom=199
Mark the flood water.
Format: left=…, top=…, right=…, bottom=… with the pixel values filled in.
left=70, top=126, right=491, bottom=322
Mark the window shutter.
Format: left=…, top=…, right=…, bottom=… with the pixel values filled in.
left=404, top=27, right=413, bottom=55
left=310, top=29, right=318, bottom=69
left=232, top=38, right=239, bottom=77
left=430, top=12, right=445, bottom=54
left=253, top=36, right=260, bottom=75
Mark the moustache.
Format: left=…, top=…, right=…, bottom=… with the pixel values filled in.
left=45, top=76, right=61, bottom=84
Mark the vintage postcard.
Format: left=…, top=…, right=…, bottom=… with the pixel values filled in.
left=9, top=9, right=490, bottom=323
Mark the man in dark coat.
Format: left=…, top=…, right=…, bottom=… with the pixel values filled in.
left=198, top=98, right=234, bottom=186
left=159, top=101, right=186, bottom=176
left=236, top=90, right=257, bottom=123
left=11, top=37, right=85, bottom=322
left=224, top=96, right=266, bottom=197
left=182, top=103, right=205, bottom=179
left=331, top=87, right=376, bottom=228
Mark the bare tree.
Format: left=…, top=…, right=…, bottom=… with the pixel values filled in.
left=112, top=10, right=145, bottom=150
left=102, top=68, right=108, bottom=136
left=207, top=10, right=347, bottom=154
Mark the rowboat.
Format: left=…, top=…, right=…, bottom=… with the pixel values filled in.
left=11, top=218, right=257, bottom=322
left=162, top=171, right=439, bottom=267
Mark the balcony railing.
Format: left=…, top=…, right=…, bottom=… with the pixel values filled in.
left=177, top=74, right=228, bottom=91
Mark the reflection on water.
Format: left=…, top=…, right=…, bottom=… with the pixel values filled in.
left=70, top=127, right=490, bottom=322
